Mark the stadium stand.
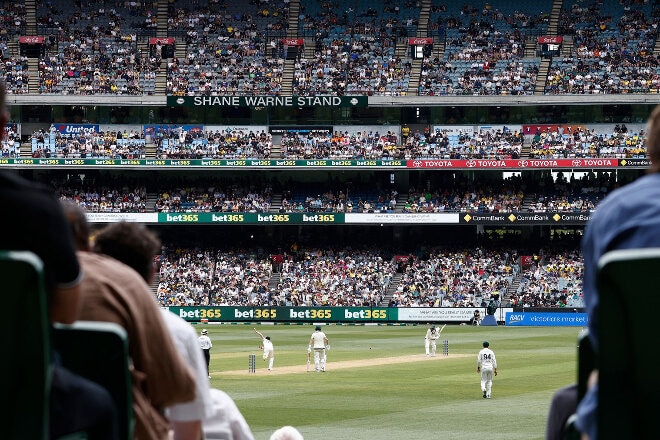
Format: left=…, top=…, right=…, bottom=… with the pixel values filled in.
left=2, top=0, right=655, bottom=312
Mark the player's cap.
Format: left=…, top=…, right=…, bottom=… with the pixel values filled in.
left=483, top=341, right=489, bottom=347
left=202, top=329, right=208, bottom=335
left=315, top=326, right=321, bottom=331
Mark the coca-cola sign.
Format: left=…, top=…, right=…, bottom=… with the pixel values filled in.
left=149, top=37, right=175, bottom=45
left=19, top=36, right=44, bottom=44
left=281, top=38, right=304, bottom=46
left=408, top=38, right=433, bottom=45
left=538, top=36, right=563, bottom=44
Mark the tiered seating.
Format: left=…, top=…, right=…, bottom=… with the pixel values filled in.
left=166, top=0, right=288, bottom=96
left=1, top=122, right=19, bottom=157
left=510, top=249, right=584, bottom=308
left=528, top=125, right=646, bottom=158
left=0, top=1, right=26, bottom=36
left=1, top=55, right=29, bottom=94
left=154, top=180, right=272, bottom=213
left=389, top=247, right=516, bottom=307
left=547, top=1, right=659, bottom=94
left=403, top=175, right=524, bottom=213
left=280, top=129, right=400, bottom=159
left=36, top=0, right=156, bottom=94
left=281, top=183, right=396, bottom=213
left=30, top=128, right=146, bottom=159
left=296, top=0, right=415, bottom=95
left=421, top=1, right=549, bottom=96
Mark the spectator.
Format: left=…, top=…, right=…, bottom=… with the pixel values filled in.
left=61, top=202, right=197, bottom=440
left=92, top=220, right=255, bottom=440
left=0, top=79, right=118, bottom=440
left=575, top=104, right=660, bottom=439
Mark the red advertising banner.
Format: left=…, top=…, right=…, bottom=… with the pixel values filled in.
left=19, top=36, right=44, bottom=44
left=522, top=124, right=586, bottom=134
left=521, top=256, right=535, bottom=266
left=406, top=158, right=618, bottom=169
left=408, top=37, right=433, bottom=45
left=282, top=38, right=304, bottom=46
left=538, top=36, right=563, bottom=44
left=149, top=37, right=175, bottom=45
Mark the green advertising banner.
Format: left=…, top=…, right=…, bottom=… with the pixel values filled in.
left=158, top=212, right=345, bottom=224
left=167, top=95, right=368, bottom=108
left=169, top=306, right=394, bottom=323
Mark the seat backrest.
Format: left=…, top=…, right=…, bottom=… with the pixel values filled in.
left=596, top=248, right=660, bottom=439
left=0, top=250, right=51, bottom=440
left=53, top=321, right=134, bottom=440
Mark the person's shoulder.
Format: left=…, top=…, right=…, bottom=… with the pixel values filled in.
left=592, top=174, right=660, bottom=220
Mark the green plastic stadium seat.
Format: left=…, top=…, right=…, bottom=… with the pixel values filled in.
left=53, top=321, right=135, bottom=440
left=0, top=250, right=51, bottom=439
left=596, top=248, right=660, bottom=439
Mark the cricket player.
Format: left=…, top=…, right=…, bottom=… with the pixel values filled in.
left=425, top=325, right=439, bottom=356
left=477, top=341, right=498, bottom=399
left=254, top=328, right=274, bottom=370
left=308, top=326, right=329, bottom=372
left=199, top=329, right=213, bottom=378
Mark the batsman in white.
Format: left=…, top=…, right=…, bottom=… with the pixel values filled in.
left=254, top=328, right=275, bottom=371
left=477, top=341, right=498, bottom=399
left=308, top=326, right=330, bottom=372
left=424, top=324, right=445, bottom=356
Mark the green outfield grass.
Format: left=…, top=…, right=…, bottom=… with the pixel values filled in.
left=205, top=323, right=582, bottom=440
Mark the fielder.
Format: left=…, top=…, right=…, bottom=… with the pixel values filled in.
left=254, top=328, right=274, bottom=370
left=477, top=341, right=498, bottom=399
left=424, top=324, right=445, bottom=356
left=308, top=326, right=329, bottom=372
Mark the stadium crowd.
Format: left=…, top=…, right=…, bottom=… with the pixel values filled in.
left=148, top=239, right=589, bottom=310
left=0, top=0, right=656, bottom=96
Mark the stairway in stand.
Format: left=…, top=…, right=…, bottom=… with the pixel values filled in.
left=150, top=273, right=160, bottom=295
left=146, top=193, right=160, bottom=211
left=380, top=272, right=403, bottom=306
left=269, top=193, right=283, bottom=212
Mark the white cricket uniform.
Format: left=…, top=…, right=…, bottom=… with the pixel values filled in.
left=310, top=330, right=328, bottom=372
left=262, top=338, right=274, bottom=370
left=478, top=347, right=497, bottom=398
left=425, top=327, right=439, bottom=356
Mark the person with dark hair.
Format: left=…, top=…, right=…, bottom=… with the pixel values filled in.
left=91, top=219, right=254, bottom=440
left=60, top=208, right=197, bottom=440
left=477, top=341, right=497, bottom=399
left=0, top=79, right=118, bottom=439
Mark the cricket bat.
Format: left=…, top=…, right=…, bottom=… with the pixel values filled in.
left=438, top=324, right=447, bottom=334
left=307, top=352, right=311, bottom=372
